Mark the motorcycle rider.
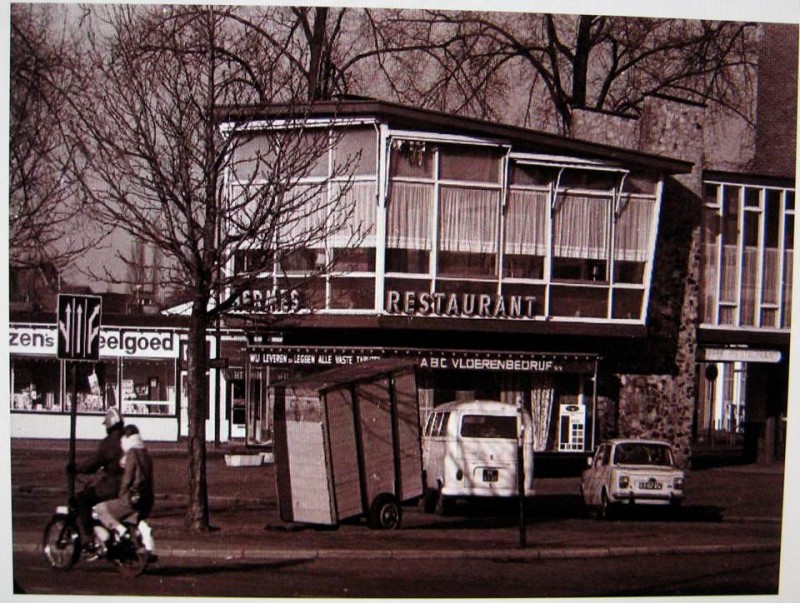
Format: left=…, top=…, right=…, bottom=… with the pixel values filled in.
left=93, top=424, right=154, bottom=543
left=68, top=407, right=125, bottom=552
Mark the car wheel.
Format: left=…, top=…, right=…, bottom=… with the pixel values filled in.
left=367, top=494, right=402, bottom=530
left=599, top=489, right=613, bottom=520
left=579, top=485, right=592, bottom=518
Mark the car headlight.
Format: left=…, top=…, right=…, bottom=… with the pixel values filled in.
left=673, top=477, right=685, bottom=490
left=618, top=475, right=630, bottom=489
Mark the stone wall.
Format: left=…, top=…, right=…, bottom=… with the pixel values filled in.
left=572, top=99, right=704, bottom=469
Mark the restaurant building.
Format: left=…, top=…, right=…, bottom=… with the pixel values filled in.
left=217, top=98, right=708, bottom=467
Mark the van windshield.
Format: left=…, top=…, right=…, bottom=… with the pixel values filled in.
left=460, top=415, right=517, bottom=439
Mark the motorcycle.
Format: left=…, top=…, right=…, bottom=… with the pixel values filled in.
left=42, top=497, right=154, bottom=577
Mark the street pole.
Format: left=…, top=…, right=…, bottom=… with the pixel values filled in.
left=517, top=397, right=526, bottom=549
left=68, top=362, right=78, bottom=500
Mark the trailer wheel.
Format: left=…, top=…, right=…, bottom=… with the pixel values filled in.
left=368, top=494, right=402, bottom=530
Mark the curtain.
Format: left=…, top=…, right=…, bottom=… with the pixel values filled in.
left=330, top=181, right=377, bottom=247
left=505, top=189, right=548, bottom=256
left=719, top=244, right=739, bottom=304
left=530, top=378, right=554, bottom=452
left=740, top=246, right=758, bottom=325
left=702, top=242, right=719, bottom=323
left=615, top=195, right=655, bottom=262
left=439, top=185, right=500, bottom=253
left=783, top=251, right=793, bottom=327
left=553, top=193, right=609, bottom=259
left=386, top=182, right=432, bottom=249
left=278, top=185, right=326, bottom=246
left=761, top=248, right=780, bottom=304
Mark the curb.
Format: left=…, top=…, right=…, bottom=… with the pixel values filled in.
left=16, top=539, right=781, bottom=561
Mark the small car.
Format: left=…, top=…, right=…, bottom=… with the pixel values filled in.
left=580, top=438, right=685, bottom=519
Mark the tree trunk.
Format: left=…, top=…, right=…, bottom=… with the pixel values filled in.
left=571, top=16, right=595, bottom=110
left=185, top=304, right=211, bottom=531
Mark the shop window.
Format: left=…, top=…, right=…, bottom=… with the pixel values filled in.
left=330, top=277, right=376, bottom=310
left=625, top=171, right=659, bottom=195
left=328, top=181, right=378, bottom=284
left=439, top=146, right=502, bottom=183
left=437, top=186, right=499, bottom=278
left=559, top=169, right=617, bottom=191
left=501, top=283, right=545, bottom=317
left=11, top=358, right=62, bottom=412
left=120, top=359, right=176, bottom=416
left=65, top=361, right=119, bottom=413
left=280, top=248, right=325, bottom=272
left=235, top=249, right=273, bottom=275
left=504, top=189, right=547, bottom=279
left=552, top=193, right=610, bottom=281
left=283, top=277, right=326, bottom=311
left=386, top=181, right=432, bottom=274
left=332, top=127, right=376, bottom=176
left=549, top=285, right=608, bottom=318
left=614, top=195, right=654, bottom=284
left=611, top=289, right=644, bottom=320
left=390, top=141, right=434, bottom=179
left=509, top=163, right=558, bottom=186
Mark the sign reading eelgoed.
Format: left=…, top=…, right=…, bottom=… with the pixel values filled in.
left=10, top=325, right=179, bottom=359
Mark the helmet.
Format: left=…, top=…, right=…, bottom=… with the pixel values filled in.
left=102, top=407, right=123, bottom=428
left=123, top=424, right=139, bottom=437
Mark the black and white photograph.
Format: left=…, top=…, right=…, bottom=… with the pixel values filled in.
left=4, top=0, right=799, bottom=599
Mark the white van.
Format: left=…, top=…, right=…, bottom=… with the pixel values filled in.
left=420, top=400, right=535, bottom=514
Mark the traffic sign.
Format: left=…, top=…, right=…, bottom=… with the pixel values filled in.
left=57, top=294, right=102, bottom=361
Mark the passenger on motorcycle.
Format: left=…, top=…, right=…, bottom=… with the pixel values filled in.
left=67, top=407, right=125, bottom=550
left=93, top=424, right=154, bottom=543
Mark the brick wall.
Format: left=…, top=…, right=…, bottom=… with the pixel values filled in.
left=754, top=23, right=798, bottom=178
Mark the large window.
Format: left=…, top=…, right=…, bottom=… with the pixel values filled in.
left=702, top=181, right=794, bottom=329
left=232, top=126, right=378, bottom=312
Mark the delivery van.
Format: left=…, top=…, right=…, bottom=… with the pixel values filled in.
left=421, top=399, right=535, bottom=514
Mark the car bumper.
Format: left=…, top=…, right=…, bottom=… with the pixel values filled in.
left=609, top=490, right=685, bottom=505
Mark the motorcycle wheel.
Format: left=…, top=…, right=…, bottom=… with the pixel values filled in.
left=42, top=515, right=81, bottom=571
left=114, top=527, right=149, bottom=578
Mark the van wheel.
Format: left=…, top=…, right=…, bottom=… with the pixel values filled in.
left=421, top=486, right=437, bottom=514
left=368, top=494, right=402, bottom=530
left=434, top=488, right=451, bottom=516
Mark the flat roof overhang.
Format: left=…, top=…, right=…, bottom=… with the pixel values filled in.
left=216, top=99, right=693, bottom=176
left=703, top=169, right=796, bottom=188
left=697, top=325, right=790, bottom=349
left=228, top=312, right=647, bottom=339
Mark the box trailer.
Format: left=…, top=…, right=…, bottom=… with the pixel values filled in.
left=272, top=358, right=423, bottom=529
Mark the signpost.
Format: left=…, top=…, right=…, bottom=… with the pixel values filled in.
left=57, top=294, right=102, bottom=499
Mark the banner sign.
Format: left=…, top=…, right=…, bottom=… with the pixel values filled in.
left=246, top=344, right=597, bottom=373
left=10, top=326, right=179, bottom=359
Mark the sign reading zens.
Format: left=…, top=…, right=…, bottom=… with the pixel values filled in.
left=386, top=290, right=540, bottom=319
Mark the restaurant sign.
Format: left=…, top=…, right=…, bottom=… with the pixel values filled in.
left=385, top=290, right=541, bottom=319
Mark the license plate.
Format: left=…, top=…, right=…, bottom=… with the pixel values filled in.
left=638, top=481, right=663, bottom=490
left=483, top=469, right=499, bottom=482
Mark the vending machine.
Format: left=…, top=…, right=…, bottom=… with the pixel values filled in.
left=558, top=403, right=586, bottom=452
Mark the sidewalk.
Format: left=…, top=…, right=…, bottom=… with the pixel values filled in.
left=10, top=441, right=785, bottom=562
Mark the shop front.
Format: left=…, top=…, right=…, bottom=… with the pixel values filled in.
left=243, top=339, right=600, bottom=456
left=10, top=322, right=182, bottom=441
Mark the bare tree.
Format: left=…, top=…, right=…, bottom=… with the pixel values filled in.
left=9, top=4, right=100, bottom=275
left=69, top=5, right=361, bottom=531
left=367, top=11, right=758, bottom=133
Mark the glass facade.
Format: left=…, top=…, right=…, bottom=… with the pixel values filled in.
left=230, top=125, right=662, bottom=324
left=701, top=181, right=794, bottom=329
